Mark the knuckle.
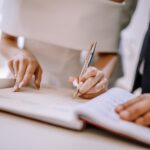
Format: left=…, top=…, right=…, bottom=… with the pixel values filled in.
left=79, top=89, right=84, bottom=94
left=88, top=66, right=97, bottom=72
left=97, top=71, right=104, bottom=78
left=103, top=77, right=108, bottom=83
left=79, top=87, right=85, bottom=94
left=123, top=102, right=132, bottom=108
left=96, top=85, right=101, bottom=92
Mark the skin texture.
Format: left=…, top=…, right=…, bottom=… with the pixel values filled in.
left=69, top=67, right=108, bottom=99
left=8, top=50, right=42, bottom=91
left=115, top=94, right=150, bottom=126
left=0, top=32, right=42, bottom=92
left=1, top=32, right=109, bottom=98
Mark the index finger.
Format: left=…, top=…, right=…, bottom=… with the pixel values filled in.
left=80, top=67, right=98, bottom=82
left=115, top=96, right=142, bottom=113
left=119, top=99, right=150, bottom=121
left=19, top=64, right=36, bottom=88
left=79, top=73, right=102, bottom=94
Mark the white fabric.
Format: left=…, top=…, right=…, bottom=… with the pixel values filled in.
left=0, top=0, right=125, bottom=88
left=24, top=40, right=82, bottom=88
left=1, top=0, right=125, bottom=52
left=118, top=0, right=150, bottom=90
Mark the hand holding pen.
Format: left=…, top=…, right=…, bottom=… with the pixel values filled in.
left=69, top=42, right=108, bottom=99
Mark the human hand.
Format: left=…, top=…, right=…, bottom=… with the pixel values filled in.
left=8, top=50, right=43, bottom=91
left=70, top=67, right=108, bottom=99
left=115, top=94, right=150, bottom=126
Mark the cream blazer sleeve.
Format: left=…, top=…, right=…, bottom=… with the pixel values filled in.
left=1, top=0, right=125, bottom=52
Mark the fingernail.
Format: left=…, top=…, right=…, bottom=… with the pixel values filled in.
left=120, top=111, right=129, bottom=119
left=19, top=82, right=24, bottom=88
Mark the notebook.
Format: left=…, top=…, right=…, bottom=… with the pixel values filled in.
left=0, top=87, right=150, bottom=145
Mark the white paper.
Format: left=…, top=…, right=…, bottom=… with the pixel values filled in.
left=0, top=87, right=85, bottom=130
left=76, top=88, right=150, bottom=145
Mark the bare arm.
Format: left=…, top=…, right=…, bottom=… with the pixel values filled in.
left=95, top=53, right=118, bottom=79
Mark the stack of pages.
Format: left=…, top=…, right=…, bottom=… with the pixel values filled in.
left=0, top=87, right=150, bottom=145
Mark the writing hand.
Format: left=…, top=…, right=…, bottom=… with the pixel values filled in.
left=70, top=67, right=108, bottom=99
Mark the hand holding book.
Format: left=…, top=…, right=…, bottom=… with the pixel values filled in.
left=116, top=94, right=150, bottom=126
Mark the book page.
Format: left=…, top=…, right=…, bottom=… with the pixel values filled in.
left=0, top=87, right=85, bottom=130
left=76, top=88, right=150, bottom=145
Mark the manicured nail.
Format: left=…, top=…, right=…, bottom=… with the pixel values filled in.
left=120, top=111, right=129, bottom=119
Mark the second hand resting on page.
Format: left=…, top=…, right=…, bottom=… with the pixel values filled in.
left=8, top=49, right=108, bottom=99
left=115, top=94, right=150, bottom=127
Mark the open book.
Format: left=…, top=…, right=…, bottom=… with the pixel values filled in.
left=0, top=87, right=150, bottom=145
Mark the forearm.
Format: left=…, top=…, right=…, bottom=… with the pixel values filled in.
left=102, top=56, right=118, bottom=79
left=95, top=53, right=118, bottom=79
left=0, top=32, right=20, bottom=59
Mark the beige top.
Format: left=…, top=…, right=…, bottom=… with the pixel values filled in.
left=0, top=0, right=126, bottom=88
left=1, top=0, right=125, bottom=52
